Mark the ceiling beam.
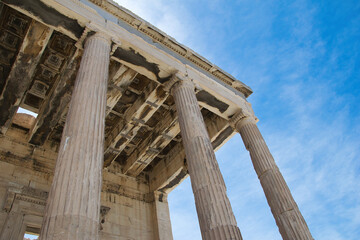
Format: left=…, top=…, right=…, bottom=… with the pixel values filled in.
left=29, top=47, right=80, bottom=145
left=13, top=0, right=255, bottom=120
left=123, top=106, right=179, bottom=177
left=0, top=21, right=53, bottom=134
left=106, top=64, right=137, bottom=116
left=149, top=113, right=231, bottom=193
left=103, top=82, right=169, bottom=167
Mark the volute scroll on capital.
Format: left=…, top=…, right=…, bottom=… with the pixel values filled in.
left=163, top=72, right=195, bottom=94
left=83, top=30, right=123, bottom=56
left=81, top=23, right=114, bottom=46
left=229, top=108, right=258, bottom=131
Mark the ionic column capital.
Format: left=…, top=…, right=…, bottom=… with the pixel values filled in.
left=87, top=31, right=112, bottom=45
left=163, top=72, right=194, bottom=94
left=76, top=24, right=113, bottom=49
left=229, top=109, right=257, bottom=131
left=163, top=74, right=180, bottom=92
left=172, top=78, right=194, bottom=94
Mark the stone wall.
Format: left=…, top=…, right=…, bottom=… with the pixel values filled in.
left=0, top=129, right=168, bottom=240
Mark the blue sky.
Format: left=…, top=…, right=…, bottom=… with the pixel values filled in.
left=114, top=1, right=360, bottom=239
left=23, top=233, right=38, bottom=240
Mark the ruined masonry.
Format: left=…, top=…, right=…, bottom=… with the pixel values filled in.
left=0, top=0, right=313, bottom=240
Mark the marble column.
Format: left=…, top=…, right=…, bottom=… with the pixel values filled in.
left=172, top=78, right=242, bottom=240
left=231, top=112, right=313, bottom=240
left=40, top=32, right=111, bottom=240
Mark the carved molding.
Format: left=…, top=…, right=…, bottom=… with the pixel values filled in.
left=15, top=195, right=46, bottom=206
left=3, top=185, right=48, bottom=212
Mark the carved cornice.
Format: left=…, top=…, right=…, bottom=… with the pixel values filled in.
left=3, top=186, right=48, bottom=212
left=20, top=186, right=48, bottom=200
left=15, top=195, right=46, bottom=206
left=87, top=0, right=253, bottom=97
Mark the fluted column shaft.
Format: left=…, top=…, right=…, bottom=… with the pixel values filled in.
left=234, top=117, right=313, bottom=240
left=40, top=32, right=111, bottom=240
left=172, top=79, right=242, bottom=240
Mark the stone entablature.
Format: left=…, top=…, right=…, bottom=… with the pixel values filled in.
left=83, top=0, right=252, bottom=97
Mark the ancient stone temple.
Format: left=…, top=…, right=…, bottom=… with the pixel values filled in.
left=0, top=0, right=313, bottom=239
